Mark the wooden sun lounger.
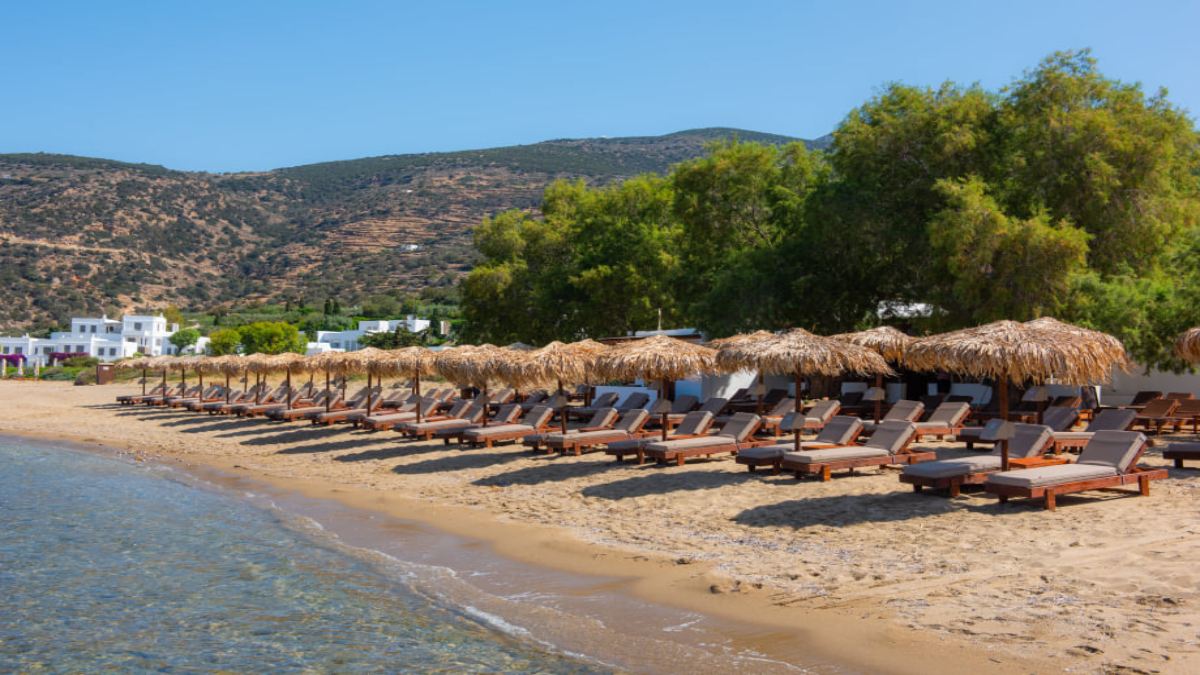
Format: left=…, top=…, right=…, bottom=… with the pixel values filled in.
left=911, top=402, right=971, bottom=440
left=984, top=431, right=1167, bottom=510
left=736, top=416, right=865, bottom=473
left=901, top=424, right=1054, bottom=496
left=1050, top=408, right=1136, bottom=453
left=436, top=404, right=522, bottom=443
left=604, top=410, right=714, bottom=462
left=460, top=407, right=555, bottom=448
left=537, top=409, right=649, bottom=456
left=642, top=413, right=766, bottom=466
left=522, top=407, right=620, bottom=453
left=1162, top=442, right=1200, bottom=469
left=779, top=421, right=934, bottom=481
left=363, top=399, right=465, bottom=431
left=399, top=403, right=487, bottom=441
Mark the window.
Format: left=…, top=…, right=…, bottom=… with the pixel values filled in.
left=1, top=346, right=8, bottom=354
left=14, top=347, right=22, bottom=354
left=44, top=347, right=52, bottom=355
left=134, top=322, right=143, bottom=331
left=90, top=325, right=97, bottom=333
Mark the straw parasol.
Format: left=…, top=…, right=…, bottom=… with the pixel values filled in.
left=1176, top=328, right=1200, bottom=363
left=831, top=326, right=916, bottom=423
left=595, top=335, right=718, bottom=440
left=716, top=328, right=894, bottom=451
left=502, top=340, right=604, bottom=433
left=385, top=346, right=438, bottom=422
left=308, top=350, right=363, bottom=412
left=709, top=331, right=776, bottom=414
left=267, top=352, right=311, bottom=410
left=434, top=344, right=520, bottom=426
left=905, top=318, right=1130, bottom=469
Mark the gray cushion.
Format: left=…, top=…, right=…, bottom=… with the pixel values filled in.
left=735, top=445, right=786, bottom=461
left=1003, top=424, right=1053, bottom=459
left=464, top=423, right=534, bottom=439
left=675, top=410, right=714, bottom=436
left=718, top=412, right=761, bottom=441
left=1052, top=430, right=1094, bottom=442
left=645, top=436, right=735, bottom=452
left=884, top=399, right=925, bottom=422
left=783, top=446, right=889, bottom=463
left=814, top=416, right=864, bottom=444
left=805, top=400, right=839, bottom=423
left=986, top=463, right=1117, bottom=488
left=1087, top=408, right=1136, bottom=432
left=926, top=402, right=970, bottom=425
left=865, top=421, right=916, bottom=454
left=615, top=409, right=650, bottom=432
left=902, top=455, right=1002, bottom=479
left=1077, top=430, right=1146, bottom=470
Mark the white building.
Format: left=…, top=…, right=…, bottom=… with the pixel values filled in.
left=0, top=314, right=184, bottom=366
left=307, top=316, right=431, bottom=354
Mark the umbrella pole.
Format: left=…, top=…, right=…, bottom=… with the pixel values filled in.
left=366, top=371, right=373, bottom=414
left=756, top=373, right=764, bottom=415
left=482, top=384, right=489, bottom=427
left=414, top=371, right=422, bottom=423
left=286, top=367, right=293, bottom=410
left=661, top=378, right=670, bottom=442
left=225, top=373, right=231, bottom=403
left=141, top=368, right=147, bottom=396
left=794, top=373, right=802, bottom=453
left=874, top=373, right=883, bottom=424
left=255, top=372, right=262, bottom=404
left=161, top=368, right=167, bottom=395
left=559, top=378, right=568, bottom=434
left=325, top=369, right=332, bottom=413
left=999, top=373, right=1010, bottom=472
left=198, top=371, right=204, bottom=394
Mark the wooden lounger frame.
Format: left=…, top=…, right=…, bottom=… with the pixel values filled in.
left=984, top=440, right=1167, bottom=510
left=644, top=437, right=774, bottom=467
left=736, top=441, right=844, bottom=473
left=1161, top=443, right=1200, bottom=469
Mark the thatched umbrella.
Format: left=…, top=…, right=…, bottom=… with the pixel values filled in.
left=905, top=318, right=1130, bottom=469
left=1176, top=328, right=1200, bottom=363
left=309, top=350, right=360, bottom=413
left=266, top=352, right=310, bottom=410
left=501, top=340, right=600, bottom=433
left=387, top=347, right=437, bottom=422
left=434, top=344, right=515, bottom=426
left=709, top=331, right=776, bottom=414
left=716, top=328, right=894, bottom=451
left=340, top=347, right=392, bottom=415
left=243, top=353, right=282, bottom=404
left=119, top=355, right=152, bottom=395
left=831, top=326, right=916, bottom=423
left=596, top=335, right=718, bottom=441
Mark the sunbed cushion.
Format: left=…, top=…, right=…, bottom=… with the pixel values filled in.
left=412, top=419, right=473, bottom=431
left=718, top=413, right=761, bottom=441
left=986, top=463, right=1118, bottom=488
left=864, top=421, right=917, bottom=454
left=465, top=423, right=534, bottom=439
left=555, top=429, right=630, bottom=443
left=1040, top=406, right=1078, bottom=432
left=645, top=436, right=735, bottom=452
left=738, top=440, right=839, bottom=461
left=815, top=416, right=864, bottom=445
left=784, top=446, right=890, bottom=463
left=669, top=395, right=699, bottom=414
left=925, top=402, right=970, bottom=426
left=1001, top=424, right=1053, bottom=459
left=1087, top=408, right=1136, bottom=432
left=584, top=407, right=619, bottom=428
left=885, top=399, right=925, bottom=421
left=1051, top=430, right=1094, bottom=442
left=674, top=411, right=714, bottom=436
left=805, top=400, right=839, bottom=423
left=1076, top=430, right=1146, bottom=470
left=902, top=455, right=1003, bottom=479
left=615, top=409, right=650, bottom=432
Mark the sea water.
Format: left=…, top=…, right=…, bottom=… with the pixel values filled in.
left=0, top=438, right=601, bottom=673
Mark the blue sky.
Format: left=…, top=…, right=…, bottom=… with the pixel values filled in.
left=2, top=1, right=1196, bottom=172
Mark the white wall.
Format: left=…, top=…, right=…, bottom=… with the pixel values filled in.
left=1104, top=365, right=1200, bottom=405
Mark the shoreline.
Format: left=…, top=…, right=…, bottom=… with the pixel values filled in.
left=4, top=382, right=1198, bottom=673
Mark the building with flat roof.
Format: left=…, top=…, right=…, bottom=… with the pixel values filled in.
left=0, top=314, right=187, bottom=365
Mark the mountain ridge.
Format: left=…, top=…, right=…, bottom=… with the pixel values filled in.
left=0, top=128, right=824, bottom=332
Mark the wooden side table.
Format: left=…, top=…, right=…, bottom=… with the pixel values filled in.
left=1008, top=456, right=1070, bottom=469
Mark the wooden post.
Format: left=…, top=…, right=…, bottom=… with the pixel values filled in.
left=661, top=378, right=670, bottom=442
left=559, top=378, right=568, bottom=434
left=999, top=372, right=1010, bottom=472
left=225, top=372, right=231, bottom=403
left=793, top=372, right=803, bottom=453
left=414, top=370, right=423, bottom=423
left=285, top=367, right=293, bottom=410
left=324, top=369, right=332, bottom=413
left=141, top=368, right=147, bottom=396
left=481, top=384, right=489, bottom=427
left=874, top=373, right=883, bottom=424
left=365, top=371, right=374, bottom=414
left=756, top=372, right=765, bottom=415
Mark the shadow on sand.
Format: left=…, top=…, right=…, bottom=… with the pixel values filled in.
left=391, top=451, right=524, bottom=475
left=579, top=469, right=756, bottom=500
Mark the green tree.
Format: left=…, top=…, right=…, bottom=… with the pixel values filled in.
left=206, top=327, right=241, bottom=355
left=162, top=305, right=185, bottom=328
left=237, top=321, right=304, bottom=354
left=168, top=328, right=200, bottom=354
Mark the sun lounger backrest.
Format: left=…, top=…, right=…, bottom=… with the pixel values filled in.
left=615, top=408, right=650, bottom=433
left=621, top=392, right=650, bottom=410
left=997, top=424, right=1053, bottom=458
left=928, top=402, right=970, bottom=426
left=1088, top=408, right=1135, bottom=432
left=590, top=392, right=620, bottom=409
left=1174, top=398, right=1200, bottom=416
left=525, top=406, right=554, bottom=428
left=584, top=407, right=619, bottom=428
left=728, top=387, right=750, bottom=402
left=1078, top=431, right=1147, bottom=471
left=1166, top=391, right=1195, bottom=400
left=1040, top=406, right=1078, bottom=432
left=443, top=399, right=470, bottom=418
left=864, top=421, right=916, bottom=454
left=717, top=413, right=761, bottom=441
left=670, top=395, right=699, bottom=414
left=418, top=398, right=439, bottom=417
left=523, top=391, right=547, bottom=405
left=489, top=388, right=515, bottom=404
left=699, top=397, right=729, bottom=415
left=1138, top=398, right=1178, bottom=418
left=884, top=399, right=924, bottom=422
left=766, top=398, right=795, bottom=417
left=1129, top=391, right=1162, bottom=407
left=462, top=402, right=486, bottom=423
left=839, top=391, right=863, bottom=406
left=675, top=411, right=714, bottom=436
left=494, top=404, right=521, bottom=424
left=816, top=416, right=864, bottom=444
left=806, top=400, right=839, bottom=423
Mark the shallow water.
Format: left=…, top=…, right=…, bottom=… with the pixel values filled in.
left=0, top=438, right=602, bottom=673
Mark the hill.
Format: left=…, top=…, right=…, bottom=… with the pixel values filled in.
left=0, top=128, right=820, bottom=332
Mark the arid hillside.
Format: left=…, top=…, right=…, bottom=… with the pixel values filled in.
left=0, top=128, right=820, bottom=331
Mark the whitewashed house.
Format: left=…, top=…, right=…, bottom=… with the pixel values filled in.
left=307, top=316, right=431, bottom=354
left=0, top=313, right=182, bottom=366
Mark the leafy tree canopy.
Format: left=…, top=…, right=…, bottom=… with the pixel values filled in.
left=459, top=51, right=1200, bottom=369
left=206, top=327, right=242, bottom=355
left=237, top=321, right=304, bottom=355
left=168, top=327, right=200, bottom=352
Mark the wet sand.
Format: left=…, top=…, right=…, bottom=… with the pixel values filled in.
left=3, top=381, right=1199, bottom=673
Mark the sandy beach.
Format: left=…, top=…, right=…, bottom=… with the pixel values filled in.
left=4, top=381, right=1198, bottom=673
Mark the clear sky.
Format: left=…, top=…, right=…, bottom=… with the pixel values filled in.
left=2, top=0, right=1196, bottom=172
